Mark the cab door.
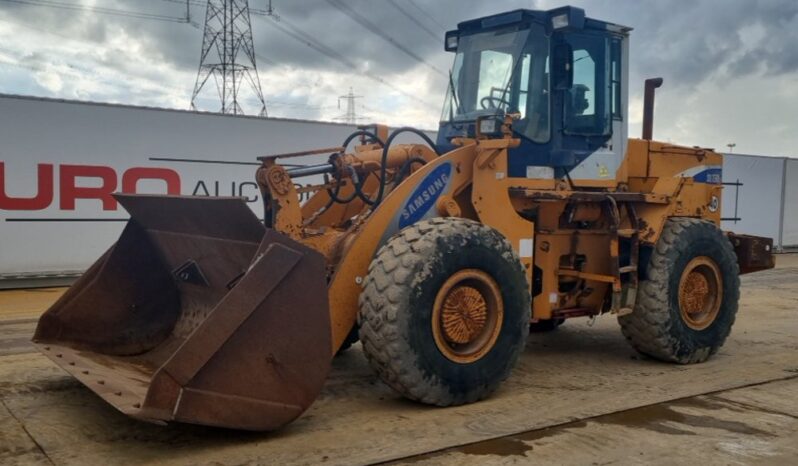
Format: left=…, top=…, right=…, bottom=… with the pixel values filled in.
left=562, top=33, right=627, bottom=181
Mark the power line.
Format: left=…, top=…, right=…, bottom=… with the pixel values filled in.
left=0, top=0, right=188, bottom=23
left=0, top=5, right=315, bottom=117
left=324, top=0, right=445, bottom=77
left=406, top=0, right=447, bottom=32
left=1, top=0, right=440, bottom=113
left=154, top=0, right=271, bottom=17
left=254, top=14, right=437, bottom=109
left=0, top=10, right=201, bottom=97
left=385, top=0, right=440, bottom=42
left=0, top=54, right=198, bottom=100
left=0, top=14, right=84, bottom=43
left=158, top=0, right=202, bottom=6
left=1, top=4, right=285, bottom=96
left=267, top=99, right=333, bottom=110
left=10, top=0, right=439, bottom=109
left=167, top=0, right=438, bottom=109
left=0, top=14, right=202, bottom=98
left=257, top=16, right=352, bottom=68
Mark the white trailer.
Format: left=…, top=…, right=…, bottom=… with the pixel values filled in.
left=0, top=93, right=794, bottom=287
left=721, top=153, right=798, bottom=252
left=0, top=94, right=430, bottom=288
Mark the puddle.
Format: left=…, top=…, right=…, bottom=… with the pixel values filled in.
left=591, top=398, right=774, bottom=438
left=399, top=422, right=587, bottom=460
left=402, top=396, right=773, bottom=462
left=458, top=437, right=532, bottom=457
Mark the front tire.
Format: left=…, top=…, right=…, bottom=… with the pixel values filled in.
left=619, top=218, right=740, bottom=363
left=358, top=218, right=531, bottom=406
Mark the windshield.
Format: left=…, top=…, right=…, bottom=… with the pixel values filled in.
left=441, top=23, right=551, bottom=143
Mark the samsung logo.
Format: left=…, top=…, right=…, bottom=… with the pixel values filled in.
left=398, top=162, right=452, bottom=229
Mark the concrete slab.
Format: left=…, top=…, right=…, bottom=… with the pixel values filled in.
left=714, top=378, right=798, bottom=418
left=2, top=321, right=796, bottom=464
left=401, top=380, right=798, bottom=465
left=0, top=258, right=795, bottom=465
left=0, top=399, right=51, bottom=466
left=0, top=319, right=38, bottom=356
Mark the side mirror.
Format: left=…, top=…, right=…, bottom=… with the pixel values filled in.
left=552, top=43, right=573, bottom=90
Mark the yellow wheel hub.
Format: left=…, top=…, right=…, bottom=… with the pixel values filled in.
left=441, top=286, right=488, bottom=344
left=432, top=269, right=503, bottom=363
left=678, top=256, right=722, bottom=330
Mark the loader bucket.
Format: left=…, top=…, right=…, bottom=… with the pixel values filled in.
left=32, top=194, right=331, bottom=431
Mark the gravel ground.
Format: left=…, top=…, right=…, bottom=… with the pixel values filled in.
left=1, top=255, right=796, bottom=466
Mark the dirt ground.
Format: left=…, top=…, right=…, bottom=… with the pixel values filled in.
left=0, top=256, right=796, bottom=466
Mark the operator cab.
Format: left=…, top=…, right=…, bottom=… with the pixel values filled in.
left=437, top=7, right=631, bottom=182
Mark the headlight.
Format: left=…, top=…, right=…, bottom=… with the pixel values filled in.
left=479, top=118, right=498, bottom=135
left=552, top=14, right=569, bottom=29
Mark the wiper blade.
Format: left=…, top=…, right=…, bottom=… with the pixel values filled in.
left=448, top=70, right=462, bottom=118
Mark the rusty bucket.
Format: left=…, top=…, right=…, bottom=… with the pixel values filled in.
left=32, top=194, right=331, bottom=431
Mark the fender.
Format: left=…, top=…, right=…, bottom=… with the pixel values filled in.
left=325, top=142, right=478, bottom=351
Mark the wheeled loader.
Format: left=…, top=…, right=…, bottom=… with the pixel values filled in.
left=33, top=6, right=775, bottom=431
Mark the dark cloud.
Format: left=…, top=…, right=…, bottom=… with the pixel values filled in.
left=726, top=4, right=798, bottom=77
left=567, top=0, right=798, bottom=90
left=3, top=0, right=797, bottom=87
left=112, top=0, right=798, bottom=96
left=0, top=0, right=796, bottom=150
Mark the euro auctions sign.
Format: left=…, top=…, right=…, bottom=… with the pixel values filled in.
left=0, top=156, right=266, bottom=282
left=0, top=164, right=182, bottom=211
left=0, top=162, right=262, bottom=213
left=0, top=94, right=361, bottom=280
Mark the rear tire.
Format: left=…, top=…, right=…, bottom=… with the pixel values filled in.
left=358, top=218, right=530, bottom=406
left=619, top=218, right=740, bottom=363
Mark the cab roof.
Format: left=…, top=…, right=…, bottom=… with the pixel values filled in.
left=453, top=6, right=632, bottom=36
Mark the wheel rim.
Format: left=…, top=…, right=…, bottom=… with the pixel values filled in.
left=431, top=269, right=504, bottom=363
left=678, top=256, right=723, bottom=330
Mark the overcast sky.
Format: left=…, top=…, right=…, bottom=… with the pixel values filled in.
left=0, top=0, right=796, bottom=156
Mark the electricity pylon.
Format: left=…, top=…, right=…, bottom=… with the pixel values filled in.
left=190, top=0, right=267, bottom=116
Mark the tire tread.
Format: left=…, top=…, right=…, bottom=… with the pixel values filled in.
left=358, top=218, right=530, bottom=405
left=619, top=218, right=740, bottom=364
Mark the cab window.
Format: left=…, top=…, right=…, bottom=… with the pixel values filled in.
left=475, top=50, right=514, bottom=113
left=563, top=33, right=611, bottom=136
left=516, top=47, right=550, bottom=143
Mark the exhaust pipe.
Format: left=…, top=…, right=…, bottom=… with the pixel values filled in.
left=642, top=77, right=663, bottom=140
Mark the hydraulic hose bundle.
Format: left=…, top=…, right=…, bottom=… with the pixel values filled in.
left=320, top=127, right=440, bottom=210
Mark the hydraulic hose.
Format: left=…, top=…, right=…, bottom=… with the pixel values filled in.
left=324, top=129, right=386, bottom=205
left=319, top=127, right=440, bottom=210
left=393, top=156, right=427, bottom=186
left=373, top=127, right=441, bottom=207
left=341, top=129, right=385, bottom=149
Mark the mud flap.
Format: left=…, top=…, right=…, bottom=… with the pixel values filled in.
left=33, top=194, right=331, bottom=431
